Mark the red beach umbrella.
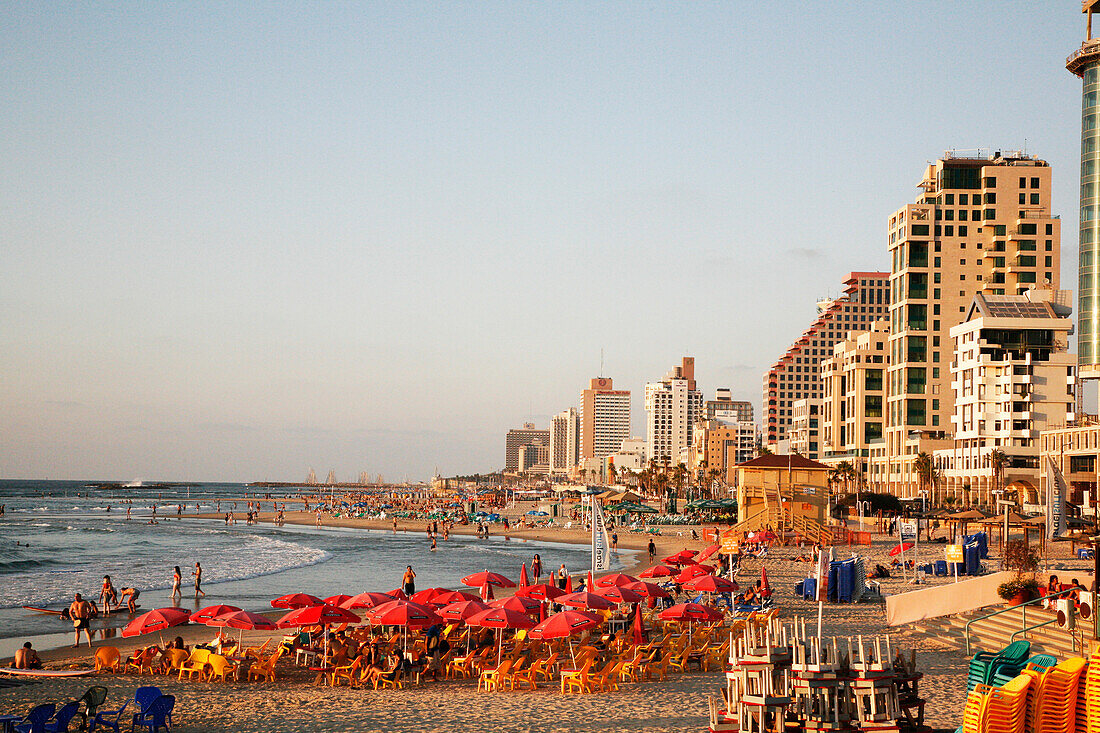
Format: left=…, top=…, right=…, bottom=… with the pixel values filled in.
left=632, top=604, right=646, bottom=646
left=122, top=607, right=190, bottom=638
left=410, top=588, right=448, bottom=605
left=387, top=588, right=408, bottom=600
left=696, top=543, right=721, bottom=562
left=595, top=586, right=643, bottom=604
left=595, top=573, right=639, bottom=589
left=639, top=565, right=676, bottom=578
left=490, top=596, right=540, bottom=614
left=520, top=562, right=529, bottom=588
left=208, top=610, right=277, bottom=631
left=684, top=575, right=739, bottom=593
left=271, top=593, right=323, bottom=609
left=461, top=571, right=516, bottom=588
left=276, top=603, right=360, bottom=629
left=658, top=603, right=724, bottom=623
left=466, top=607, right=536, bottom=630
left=324, top=594, right=352, bottom=607
left=760, top=566, right=771, bottom=597
left=189, top=604, right=241, bottom=624
left=889, top=542, right=914, bottom=557
left=364, top=599, right=441, bottom=629
left=438, top=600, right=491, bottom=622
left=624, top=580, right=672, bottom=599
left=565, top=574, right=573, bottom=592
left=431, top=590, right=481, bottom=606
left=529, top=610, right=602, bottom=640
left=662, top=549, right=698, bottom=566
left=675, top=564, right=716, bottom=584
left=557, top=591, right=616, bottom=611
left=341, top=591, right=399, bottom=610
left=516, top=583, right=565, bottom=602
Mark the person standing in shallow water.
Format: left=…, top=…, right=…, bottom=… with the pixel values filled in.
left=171, top=566, right=182, bottom=601
left=193, top=561, right=205, bottom=598
left=402, top=566, right=416, bottom=596
left=69, top=594, right=94, bottom=648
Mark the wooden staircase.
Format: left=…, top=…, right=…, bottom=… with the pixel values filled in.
left=906, top=604, right=1091, bottom=660
left=725, top=490, right=830, bottom=546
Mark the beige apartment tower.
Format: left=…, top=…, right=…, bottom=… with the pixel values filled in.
left=580, top=377, right=631, bottom=461
left=885, top=152, right=1060, bottom=496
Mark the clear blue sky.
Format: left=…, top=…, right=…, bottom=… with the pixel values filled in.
left=0, top=2, right=1088, bottom=481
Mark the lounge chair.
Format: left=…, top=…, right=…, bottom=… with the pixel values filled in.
left=245, top=639, right=271, bottom=659
left=94, top=647, right=121, bottom=673
left=178, top=648, right=210, bottom=681
left=131, top=695, right=174, bottom=733
left=12, top=704, right=54, bottom=733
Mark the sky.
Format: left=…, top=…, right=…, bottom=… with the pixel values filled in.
left=0, top=2, right=1090, bottom=482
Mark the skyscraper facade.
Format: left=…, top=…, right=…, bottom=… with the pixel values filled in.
left=504, top=423, right=550, bottom=472
left=884, top=153, right=1060, bottom=495
left=549, top=407, right=580, bottom=477
left=763, top=273, right=889, bottom=448
left=645, top=357, right=704, bottom=463
left=1068, top=3, right=1100, bottom=380
left=580, top=377, right=631, bottom=461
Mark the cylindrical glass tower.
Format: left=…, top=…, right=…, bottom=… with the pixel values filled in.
left=1068, top=10, right=1100, bottom=380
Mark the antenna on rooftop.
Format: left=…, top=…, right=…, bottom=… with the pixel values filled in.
left=600, top=348, right=604, bottom=376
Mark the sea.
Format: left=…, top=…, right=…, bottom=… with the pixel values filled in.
left=0, top=480, right=630, bottom=658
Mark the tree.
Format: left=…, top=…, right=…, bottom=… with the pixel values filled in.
left=914, top=452, right=935, bottom=506
left=758, top=446, right=773, bottom=457
left=672, top=463, right=688, bottom=500
left=607, top=462, right=618, bottom=486
left=990, top=449, right=1009, bottom=505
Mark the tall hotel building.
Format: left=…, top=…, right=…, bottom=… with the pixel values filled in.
left=580, top=377, right=631, bottom=461
left=549, top=407, right=580, bottom=477
left=883, top=153, right=1060, bottom=495
left=763, top=273, right=889, bottom=449
left=645, top=357, right=704, bottom=463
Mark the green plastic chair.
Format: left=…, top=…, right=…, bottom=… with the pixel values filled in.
left=990, top=653, right=1055, bottom=687
left=967, top=640, right=1030, bottom=691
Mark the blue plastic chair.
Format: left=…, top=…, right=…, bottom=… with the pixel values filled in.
left=131, top=695, right=174, bottom=733
left=133, top=687, right=162, bottom=713
left=42, top=701, right=80, bottom=733
left=89, top=700, right=129, bottom=733
left=13, top=704, right=56, bottom=733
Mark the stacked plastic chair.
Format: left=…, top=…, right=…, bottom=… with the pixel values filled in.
left=1032, top=657, right=1087, bottom=733
left=968, top=641, right=1031, bottom=691
left=1082, top=649, right=1100, bottom=733
left=991, top=654, right=1056, bottom=688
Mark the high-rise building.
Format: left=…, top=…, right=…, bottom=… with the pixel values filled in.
left=1068, top=3, right=1100, bottom=380
left=706, top=388, right=754, bottom=425
left=789, top=398, right=822, bottom=459
left=885, top=152, right=1061, bottom=496
left=820, top=318, right=889, bottom=485
left=517, top=442, right=550, bottom=474
left=936, top=290, right=1075, bottom=506
left=549, top=408, right=580, bottom=477
left=763, top=272, right=890, bottom=448
left=689, top=418, right=757, bottom=486
left=580, top=377, right=631, bottom=461
left=504, top=423, right=550, bottom=472
left=645, top=357, right=704, bottom=463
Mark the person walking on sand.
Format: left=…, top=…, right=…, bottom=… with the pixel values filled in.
left=402, top=565, right=416, bottom=596
left=171, top=566, right=182, bottom=600
left=69, top=593, right=94, bottom=648
left=100, top=575, right=118, bottom=615
left=647, top=538, right=656, bottom=560
left=531, top=553, right=542, bottom=582
left=193, top=561, right=206, bottom=598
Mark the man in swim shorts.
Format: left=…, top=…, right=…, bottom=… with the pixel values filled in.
left=14, top=642, right=42, bottom=670
left=70, top=593, right=94, bottom=648
left=119, top=587, right=140, bottom=613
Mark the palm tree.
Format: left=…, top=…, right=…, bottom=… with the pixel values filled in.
left=655, top=473, right=670, bottom=512
left=990, top=449, right=1009, bottom=506
left=607, top=462, right=618, bottom=486
left=707, top=467, right=723, bottom=499
left=758, top=446, right=773, bottom=457
left=914, top=452, right=935, bottom=507
left=672, top=463, right=688, bottom=500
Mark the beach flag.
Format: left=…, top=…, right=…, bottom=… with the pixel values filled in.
left=591, top=500, right=611, bottom=571
left=520, top=563, right=529, bottom=588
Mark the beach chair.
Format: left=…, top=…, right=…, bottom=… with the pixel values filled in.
left=560, top=658, right=595, bottom=695
left=331, top=657, right=364, bottom=687
left=507, top=656, right=548, bottom=691
left=991, top=654, right=1055, bottom=688
left=74, top=685, right=108, bottom=730
left=41, top=702, right=80, bottom=733
left=244, top=638, right=271, bottom=659
left=12, top=704, right=54, bottom=733
left=125, top=647, right=160, bottom=675
left=248, top=648, right=284, bottom=683
left=478, top=658, right=514, bottom=692
left=131, top=695, right=174, bottom=733
left=206, top=654, right=238, bottom=682
left=178, top=648, right=210, bottom=680
left=94, top=646, right=121, bottom=673
left=588, top=660, right=623, bottom=692
left=88, top=700, right=129, bottom=733
left=372, top=667, right=405, bottom=690
left=161, top=648, right=188, bottom=675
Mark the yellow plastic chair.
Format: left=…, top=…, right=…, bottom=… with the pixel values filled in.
left=178, top=647, right=211, bottom=681
left=206, top=654, right=238, bottom=682
left=478, top=658, right=514, bottom=692
left=94, top=646, right=121, bottom=673
left=247, top=648, right=284, bottom=683
left=125, top=647, right=159, bottom=675
left=331, top=657, right=364, bottom=687
left=162, top=648, right=189, bottom=674
left=560, top=658, right=595, bottom=695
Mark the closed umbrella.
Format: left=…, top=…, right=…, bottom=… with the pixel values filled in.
left=520, top=563, right=529, bottom=588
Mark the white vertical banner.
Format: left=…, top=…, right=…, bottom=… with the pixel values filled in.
left=1046, top=457, right=1067, bottom=541
left=591, top=500, right=611, bottom=572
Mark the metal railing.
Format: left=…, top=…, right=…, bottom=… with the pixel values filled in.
left=964, top=587, right=1078, bottom=655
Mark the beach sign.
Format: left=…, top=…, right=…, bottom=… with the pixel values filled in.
left=944, top=544, right=964, bottom=563
left=898, top=519, right=917, bottom=541
left=720, top=535, right=740, bottom=554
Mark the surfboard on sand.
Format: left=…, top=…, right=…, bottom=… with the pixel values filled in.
left=21, top=605, right=139, bottom=618
left=0, top=668, right=96, bottom=678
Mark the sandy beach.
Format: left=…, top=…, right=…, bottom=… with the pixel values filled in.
left=3, top=505, right=1093, bottom=733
